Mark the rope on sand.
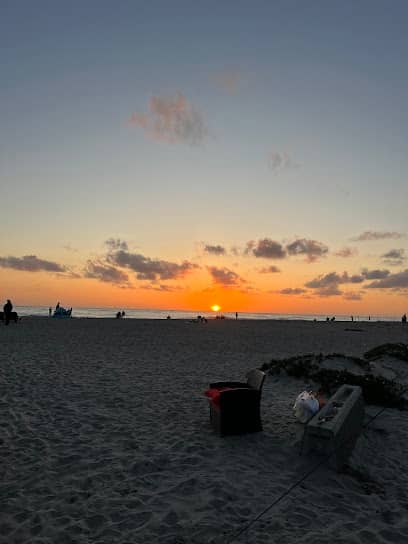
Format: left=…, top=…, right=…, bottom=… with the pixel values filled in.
left=224, top=388, right=407, bottom=544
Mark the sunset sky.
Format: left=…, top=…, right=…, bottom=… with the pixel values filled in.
left=1, top=1, right=407, bottom=315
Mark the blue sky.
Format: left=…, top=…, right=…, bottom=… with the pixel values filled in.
left=1, top=1, right=407, bottom=312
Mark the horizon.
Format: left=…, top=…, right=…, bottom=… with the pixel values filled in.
left=1, top=1, right=408, bottom=315
left=14, top=303, right=402, bottom=320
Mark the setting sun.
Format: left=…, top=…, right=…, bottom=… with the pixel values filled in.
left=211, top=305, right=221, bottom=312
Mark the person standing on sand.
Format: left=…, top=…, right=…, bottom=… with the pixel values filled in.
left=3, top=299, right=13, bottom=325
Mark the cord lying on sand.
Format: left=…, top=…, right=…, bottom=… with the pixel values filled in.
left=223, top=387, right=407, bottom=544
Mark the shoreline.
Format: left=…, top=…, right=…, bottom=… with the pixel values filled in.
left=11, top=314, right=407, bottom=323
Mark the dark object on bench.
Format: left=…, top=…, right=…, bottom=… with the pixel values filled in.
left=205, top=369, right=266, bottom=436
left=0, top=311, right=19, bottom=324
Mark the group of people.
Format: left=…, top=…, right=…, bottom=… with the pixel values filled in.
left=116, top=311, right=126, bottom=319
left=192, top=315, right=207, bottom=323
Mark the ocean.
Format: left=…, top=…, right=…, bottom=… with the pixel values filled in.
left=13, top=305, right=402, bottom=322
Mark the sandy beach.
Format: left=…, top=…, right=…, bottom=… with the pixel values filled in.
left=1, top=317, right=408, bottom=544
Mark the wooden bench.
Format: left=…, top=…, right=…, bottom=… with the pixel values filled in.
left=302, top=384, right=364, bottom=470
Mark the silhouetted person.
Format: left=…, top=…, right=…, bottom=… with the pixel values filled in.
left=56, top=302, right=60, bottom=310
left=351, top=315, right=354, bottom=322
left=402, top=314, right=407, bottom=323
left=116, top=311, right=121, bottom=319
left=235, top=312, right=238, bottom=320
left=121, top=311, right=125, bottom=318
left=3, top=299, right=13, bottom=325
left=49, top=307, right=52, bottom=317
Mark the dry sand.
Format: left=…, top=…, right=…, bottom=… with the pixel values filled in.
left=1, top=317, right=408, bottom=543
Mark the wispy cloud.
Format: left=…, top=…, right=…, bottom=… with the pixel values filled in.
left=140, top=284, right=181, bottom=292
left=213, top=70, right=242, bottom=94
left=334, top=247, right=358, bottom=258
left=203, top=244, right=227, bottom=256
left=343, top=291, right=363, bottom=301
left=381, top=248, right=405, bottom=266
left=62, top=244, right=79, bottom=253
left=268, top=151, right=298, bottom=173
left=352, top=230, right=405, bottom=241
left=279, top=287, right=307, bottom=295
left=286, top=238, right=329, bottom=263
left=84, top=260, right=129, bottom=285
left=366, top=269, right=408, bottom=290
left=246, top=238, right=286, bottom=259
left=0, top=255, right=66, bottom=273
left=259, top=265, right=281, bottom=273
left=207, top=266, right=243, bottom=287
left=129, top=93, right=207, bottom=145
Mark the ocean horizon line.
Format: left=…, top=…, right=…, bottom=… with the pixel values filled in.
left=13, top=305, right=403, bottom=322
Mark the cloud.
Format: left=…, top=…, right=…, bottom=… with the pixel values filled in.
left=63, top=244, right=79, bottom=253
left=334, top=247, right=358, bottom=258
left=105, top=238, right=128, bottom=251
left=279, top=288, right=307, bottom=295
left=84, top=260, right=129, bottom=284
left=203, top=244, right=226, bottom=256
left=348, top=274, right=365, bottom=283
left=129, top=93, right=207, bottom=145
left=352, top=231, right=405, bottom=241
left=286, top=238, right=329, bottom=263
left=0, top=255, right=66, bottom=273
left=305, top=272, right=343, bottom=290
left=304, top=271, right=364, bottom=297
left=361, top=268, right=390, bottom=280
left=109, top=249, right=198, bottom=281
left=365, top=269, right=408, bottom=289
left=140, top=284, right=181, bottom=292
left=260, top=265, right=281, bottom=273
left=343, top=291, right=364, bottom=301
left=246, top=238, right=286, bottom=259
left=381, top=248, right=405, bottom=266
left=268, top=151, right=298, bottom=173
left=213, top=71, right=241, bottom=94
left=207, top=266, right=243, bottom=286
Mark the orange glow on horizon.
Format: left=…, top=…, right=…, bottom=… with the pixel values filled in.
left=2, top=269, right=406, bottom=317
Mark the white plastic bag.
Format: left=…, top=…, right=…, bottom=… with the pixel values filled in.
left=293, top=391, right=319, bottom=423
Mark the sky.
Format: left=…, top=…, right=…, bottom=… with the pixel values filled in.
left=1, top=0, right=408, bottom=315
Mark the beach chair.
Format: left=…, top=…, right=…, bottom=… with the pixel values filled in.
left=205, top=369, right=266, bottom=436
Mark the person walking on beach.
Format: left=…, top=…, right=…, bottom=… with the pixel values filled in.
left=3, top=299, right=13, bottom=325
